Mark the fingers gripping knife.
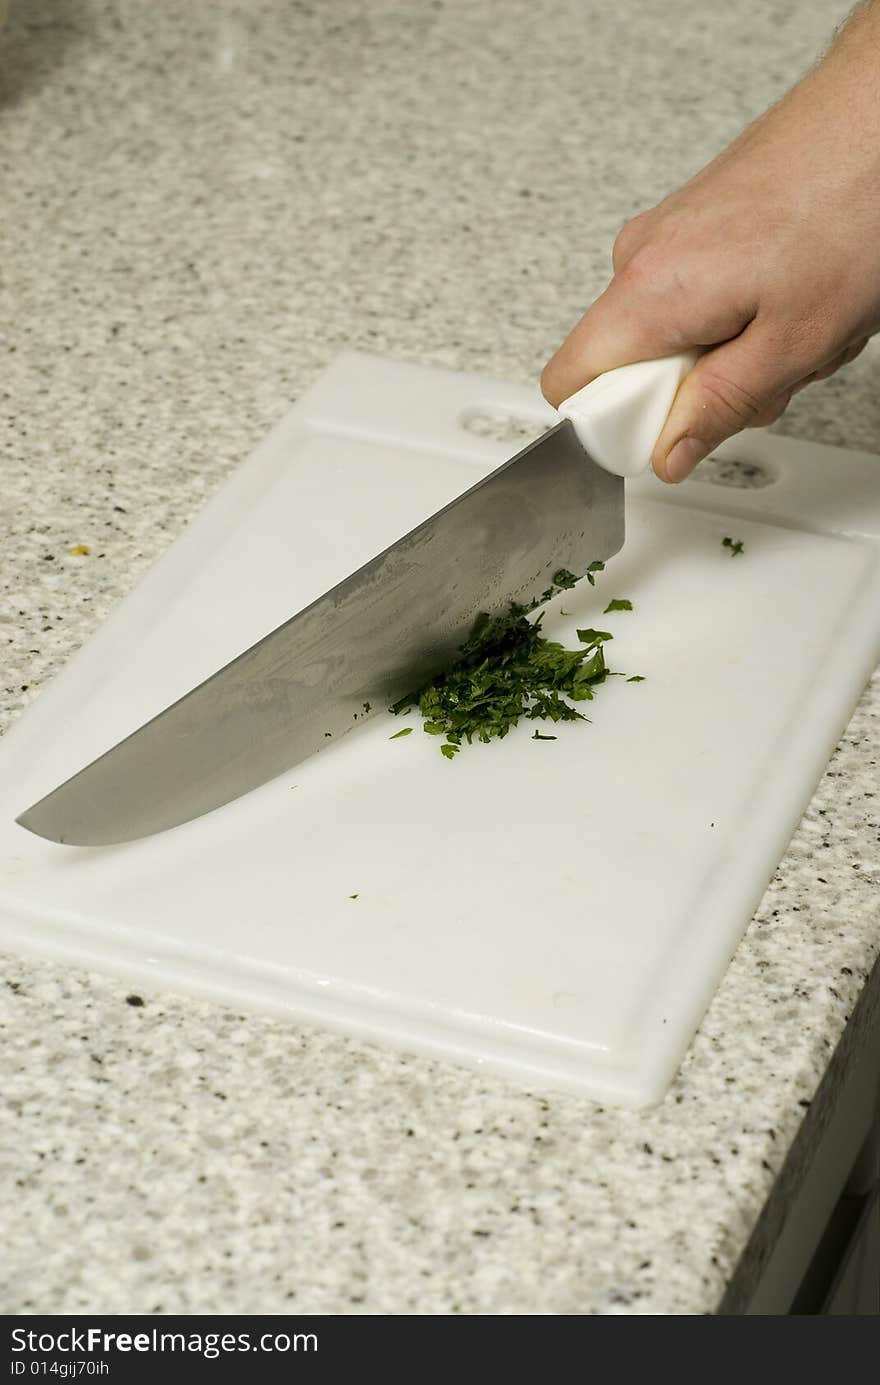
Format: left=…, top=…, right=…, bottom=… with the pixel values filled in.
left=16, top=354, right=697, bottom=845
left=556, top=352, right=697, bottom=477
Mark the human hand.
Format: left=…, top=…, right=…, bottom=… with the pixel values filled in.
left=541, top=1, right=880, bottom=482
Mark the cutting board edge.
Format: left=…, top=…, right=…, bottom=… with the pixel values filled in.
left=623, top=556, right=880, bottom=1081
left=0, top=900, right=662, bottom=1107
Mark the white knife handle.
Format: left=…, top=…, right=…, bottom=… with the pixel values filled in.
left=556, top=351, right=700, bottom=478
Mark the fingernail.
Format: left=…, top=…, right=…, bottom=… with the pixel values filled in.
left=663, top=437, right=709, bottom=483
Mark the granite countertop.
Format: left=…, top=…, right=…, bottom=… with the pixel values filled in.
left=2, top=0, right=878, bottom=1316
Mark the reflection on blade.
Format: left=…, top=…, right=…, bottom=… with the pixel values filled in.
left=16, top=422, right=623, bottom=845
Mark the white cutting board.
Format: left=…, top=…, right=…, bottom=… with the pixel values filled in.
left=1, top=353, right=879, bottom=1106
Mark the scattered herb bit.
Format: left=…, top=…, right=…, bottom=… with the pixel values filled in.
left=363, top=701, right=371, bottom=713
left=722, top=536, right=744, bottom=557
left=323, top=731, right=332, bottom=738
left=552, top=568, right=578, bottom=589
left=529, top=568, right=578, bottom=609
left=627, top=675, right=646, bottom=683
left=585, top=560, right=605, bottom=586
left=389, top=727, right=413, bottom=739
left=391, top=566, right=626, bottom=757
left=68, top=544, right=91, bottom=557
left=125, top=994, right=144, bottom=1007
left=348, top=893, right=359, bottom=899
left=532, top=730, right=557, bottom=740
left=604, top=598, right=633, bottom=613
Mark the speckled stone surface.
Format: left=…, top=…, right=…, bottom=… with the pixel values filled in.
left=1, top=0, right=878, bottom=1316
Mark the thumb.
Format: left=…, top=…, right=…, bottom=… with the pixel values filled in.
left=652, top=326, right=796, bottom=483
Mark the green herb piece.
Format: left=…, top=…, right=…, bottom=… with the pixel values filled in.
left=391, top=565, right=623, bottom=757
left=722, top=536, right=744, bottom=557
left=603, top=598, right=633, bottom=613
left=348, top=893, right=359, bottom=899
left=627, top=675, right=646, bottom=683
left=552, top=568, right=578, bottom=590
left=389, top=727, right=413, bottom=739
left=532, top=730, right=557, bottom=740
left=323, top=731, right=332, bottom=738
left=363, top=701, right=372, bottom=713
left=585, top=560, right=605, bottom=586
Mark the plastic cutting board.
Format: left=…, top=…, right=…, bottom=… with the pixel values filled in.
left=1, top=352, right=879, bottom=1106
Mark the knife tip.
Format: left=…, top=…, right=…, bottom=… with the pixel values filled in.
left=15, top=807, right=63, bottom=844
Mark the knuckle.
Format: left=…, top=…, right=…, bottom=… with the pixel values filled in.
left=747, top=391, right=792, bottom=429
left=842, top=336, right=869, bottom=366
left=809, top=356, right=842, bottom=383
left=696, top=366, right=767, bottom=428
left=615, top=238, right=668, bottom=288
left=612, top=212, right=651, bottom=270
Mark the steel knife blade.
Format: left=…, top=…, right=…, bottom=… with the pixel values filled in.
left=16, top=420, right=623, bottom=845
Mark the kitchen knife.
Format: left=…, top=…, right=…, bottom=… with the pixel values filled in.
left=16, top=353, right=695, bottom=846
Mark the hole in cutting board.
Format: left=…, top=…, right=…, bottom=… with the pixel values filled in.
left=691, top=453, right=777, bottom=489
left=459, top=408, right=553, bottom=448
left=460, top=415, right=778, bottom=489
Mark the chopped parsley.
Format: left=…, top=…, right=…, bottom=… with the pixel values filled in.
left=626, top=675, right=646, bottom=683
left=391, top=566, right=635, bottom=757
left=603, top=598, right=633, bottom=613
left=722, top=536, right=744, bottom=557
left=389, top=727, right=413, bottom=739
left=552, top=567, right=579, bottom=590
